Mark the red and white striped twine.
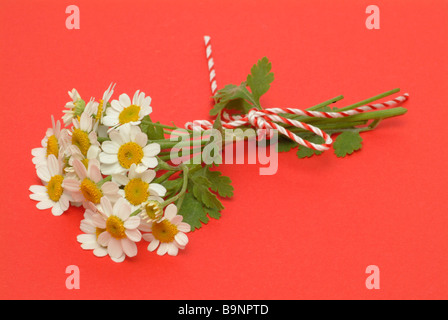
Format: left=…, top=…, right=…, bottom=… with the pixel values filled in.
left=204, top=35, right=218, bottom=96
left=187, top=36, right=409, bottom=152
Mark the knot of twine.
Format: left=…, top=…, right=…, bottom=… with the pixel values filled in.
left=185, top=93, right=409, bottom=151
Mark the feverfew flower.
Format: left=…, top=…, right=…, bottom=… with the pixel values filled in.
left=113, top=164, right=167, bottom=209
left=102, top=90, right=152, bottom=129
left=32, top=116, right=66, bottom=167
left=140, top=204, right=190, bottom=256
left=85, top=83, right=116, bottom=124
left=69, top=111, right=100, bottom=158
left=63, top=158, right=120, bottom=207
left=62, top=88, right=85, bottom=126
left=95, top=197, right=142, bottom=262
left=29, top=154, right=71, bottom=216
left=99, top=123, right=160, bottom=175
left=77, top=209, right=110, bottom=260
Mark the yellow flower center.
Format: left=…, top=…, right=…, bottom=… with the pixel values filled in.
left=72, top=128, right=91, bottom=157
left=46, top=135, right=59, bottom=158
left=152, top=220, right=178, bottom=243
left=124, top=178, right=149, bottom=206
left=80, top=178, right=103, bottom=204
left=141, top=201, right=162, bottom=222
left=117, top=142, right=144, bottom=169
left=118, top=105, right=141, bottom=124
left=106, top=216, right=127, bottom=239
left=46, top=175, right=64, bottom=202
left=95, top=100, right=104, bottom=121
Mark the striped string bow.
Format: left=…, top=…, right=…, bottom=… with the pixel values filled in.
left=185, top=36, right=409, bottom=152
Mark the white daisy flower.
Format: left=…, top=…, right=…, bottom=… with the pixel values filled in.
left=94, top=197, right=142, bottom=262
left=102, top=90, right=152, bottom=129
left=64, top=144, right=101, bottom=178
left=62, top=88, right=85, bottom=126
left=29, top=154, right=71, bottom=216
left=69, top=110, right=100, bottom=158
left=99, top=123, right=160, bottom=175
left=63, top=158, right=120, bottom=207
left=77, top=209, right=111, bottom=260
left=112, top=164, right=167, bottom=209
left=140, top=204, right=190, bottom=256
left=32, top=116, right=67, bottom=167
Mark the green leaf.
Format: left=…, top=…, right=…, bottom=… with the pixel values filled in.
left=161, top=178, right=183, bottom=198
left=197, top=166, right=234, bottom=198
left=189, top=175, right=224, bottom=211
left=177, top=192, right=210, bottom=231
left=276, top=136, right=298, bottom=153
left=140, top=115, right=164, bottom=140
left=296, top=134, right=325, bottom=159
left=333, top=131, right=363, bottom=157
left=210, top=82, right=255, bottom=116
left=246, top=57, right=274, bottom=104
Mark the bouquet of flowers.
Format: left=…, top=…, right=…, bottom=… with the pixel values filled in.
left=29, top=37, right=409, bottom=263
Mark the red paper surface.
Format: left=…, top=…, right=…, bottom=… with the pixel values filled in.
left=1, top=0, right=447, bottom=299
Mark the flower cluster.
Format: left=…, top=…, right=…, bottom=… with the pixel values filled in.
left=30, top=84, right=190, bottom=262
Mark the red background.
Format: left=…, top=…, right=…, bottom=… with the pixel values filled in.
left=1, top=0, right=447, bottom=299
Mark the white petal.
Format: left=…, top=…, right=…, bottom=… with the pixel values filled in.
left=143, top=143, right=161, bottom=157
left=177, top=222, right=191, bottom=233
left=147, top=239, right=159, bottom=252
left=164, top=204, right=178, bottom=221
left=92, top=214, right=107, bottom=229
left=157, top=243, right=169, bottom=256
left=100, top=197, right=114, bottom=217
left=101, top=141, right=120, bottom=154
left=93, top=247, right=108, bottom=257
left=29, top=184, right=47, bottom=195
left=167, top=243, right=179, bottom=256
left=36, top=165, right=51, bottom=182
left=99, top=153, right=118, bottom=164
left=149, top=183, right=167, bottom=197
left=113, top=198, right=131, bottom=220
left=107, top=238, right=124, bottom=259
left=125, top=228, right=142, bottom=242
left=36, top=200, right=54, bottom=210
left=121, top=238, right=137, bottom=257
left=112, top=174, right=129, bottom=186
left=46, top=155, right=60, bottom=177
left=124, top=216, right=141, bottom=229
left=119, top=93, right=131, bottom=107
left=175, top=232, right=189, bottom=247
left=141, top=156, right=158, bottom=169
left=97, top=231, right=111, bottom=246
left=135, top=132, right=147, bottom=147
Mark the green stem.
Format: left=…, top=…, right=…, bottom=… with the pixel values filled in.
left=153, top=170, right=176, bottom=184
left=160, top=164, right=189, bottom=208
left=130, top=208, right=142, bottom=217
left=336, top=88, right=400, bottom=112
left=305, top=95, right=345, bottom=111
left=97, top=175, right=112, bottom=187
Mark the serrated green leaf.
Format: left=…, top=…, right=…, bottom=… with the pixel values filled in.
left=189, top=175, right=224, bottom=211
left=296, top=134, right=324, bottom=159
left=333, top=131, right=363, bottom=157
left=204, top=168, right=234, bottom=198
left=191, top=166, right=234, bottom=198
left=177, top=192, right=210, bottom=231
left=246, top=57, right=274, bottom=104
left=140, top=115, right=164, bottom=140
